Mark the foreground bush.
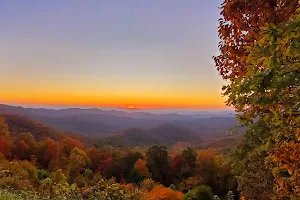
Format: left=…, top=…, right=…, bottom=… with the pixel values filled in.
left=0, top=189, right=23, bottom=200
left=183, top=185, right=214, bottom=200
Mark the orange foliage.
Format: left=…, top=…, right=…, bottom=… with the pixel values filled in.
left=0, top=136, right=11, bottom=157
left=61, top=137, right=83, bottom=156
left=134, top=159, right=151, bottom=178
left=170, top=155, right=185, bottom=172
left=144, top=185, right=183, bottom=200
left=13, top=133, right=36, bottom=160
left=119, top=183, right=134, bottom=191
left=272, top=140, right=300, bottom=198
left=178, top=176, right=201, bottom=192
left=0, top=118, right=12, bottom=157
left=45, top=140, right=60, bottom=162
left=214, top=0, right=298, bottom=80
left=197, top=149, right=218, bottom=167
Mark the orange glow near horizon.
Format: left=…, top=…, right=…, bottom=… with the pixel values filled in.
left=0, top=91, right=228, bottom=110
left=0, top=78, right=228, bottom=109
left=0, top=88, right=228, bottom=109
left=0, top=75, right=229, bottom=109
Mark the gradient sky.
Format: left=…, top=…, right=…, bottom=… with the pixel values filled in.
left=0, top=0, right=226, bottom=109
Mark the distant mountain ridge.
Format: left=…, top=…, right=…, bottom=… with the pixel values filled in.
left=0, top=104, right=238, bottom=138
left=0, top=104, right=195, bottom=120
left=0, top=104, right=234, bottom=119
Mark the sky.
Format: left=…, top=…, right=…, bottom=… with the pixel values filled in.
left=0, top=0, right=226, bottom=110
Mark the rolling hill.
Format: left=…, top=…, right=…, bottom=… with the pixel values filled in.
left=1, top=114, right=64, bottom=141
left=96, top=124, right=202, bottom=148
left=0, top=114, right=94, bottom=145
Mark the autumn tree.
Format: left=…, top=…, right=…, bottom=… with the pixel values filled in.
left=87, top=148, right=103, bottom=171
left=254, top=11, right=300, bottom=199
left=178, top=176, right=202, bottom=193
left=182, top=147, right=197, bottom=174
left=146, top=145, right=170, bottom=185
left=13, top=133, right=36, bottom=160
left=61, top=137, right=84, bottom=157
left=133, top=159, right=151, bottom=180
left=214, top=0, right=298, bottom=81
left=96, top=158, right=123, bottom=181
left=0, top=117, right=10, bottom=139
left=36, top=138, right=61, bottom=170
left=0, top=117, right=12, bottom=158
left=182, top=147, right=196, bottom=167
left=196, top=150, right=236, bottom=197
left=88, top=146, right=123, bottom=181
left=215, top=0, right=300, bottom=198
left=67, top=147, right=91, bottom=182
left=120, top=151, right=143, bottom=179
left=196, top=150, right=218, bottom=189
left=170, top=154, right=191, bottom=184
left=126, top=157, right=151, bottom=184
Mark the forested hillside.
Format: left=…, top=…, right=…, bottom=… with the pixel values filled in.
left=0, top=116, right=238, bottom=199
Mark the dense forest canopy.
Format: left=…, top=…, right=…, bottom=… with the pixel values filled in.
left=0, top=116, right=237, bottom=199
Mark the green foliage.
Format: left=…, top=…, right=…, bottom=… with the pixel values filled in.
left=83, top=168, right=93, bottom=179
left=120, top=151, right=143, bottom=178
left=170, top=154, right=191, bottom=184
left=170, top=184, right=177, bottom=190
left=126, top=169, right=143, bottom=184
left=231, top=120, right=274, bottom=199
left=67, top=147, right=91, bottom=181
left=182, top=147, right=197, bottom=171
left=183, top=185, right=214, bottom=200
left=38, top=169, right=48, bottom=180
left=146, top=145, right=170, bottom=185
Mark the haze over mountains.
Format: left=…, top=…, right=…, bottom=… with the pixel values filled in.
left=0, top=104, right=240, bottom=149
left=0, top=104, right=237, bottom=138
left=97, top=124, right=203, bottom=148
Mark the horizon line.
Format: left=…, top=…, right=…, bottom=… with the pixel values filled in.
left=1, top=103, right=233, bottom=112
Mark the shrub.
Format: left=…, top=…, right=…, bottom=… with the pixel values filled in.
left=184, top=185, right=214, bottom=200
left=38, top=169, right=48, bottom=180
